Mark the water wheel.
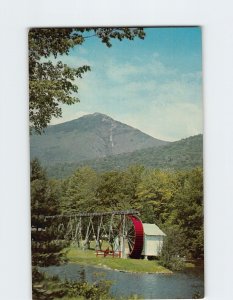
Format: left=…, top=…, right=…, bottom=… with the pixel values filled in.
left=124, top=215, right=144, bottom=258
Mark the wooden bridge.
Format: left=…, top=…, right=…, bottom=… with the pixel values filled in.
left=43, top=210, right=144, bottom=259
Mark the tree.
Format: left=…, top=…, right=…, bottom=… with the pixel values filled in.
left=29, top=28, right=145, bottom=134
left=135, top=168, right=204, bottom=259
left=123, top=165, right=145, bottom=208
left=173, top=168, right=204, bottom=258
left=96, top=167, right=144, bottom=211
left=160, top=225, right=187, bottom=271
left=61, top=166, right=99, bottom=213
left=31, top=159, right=65, bottom=267
left=136, top=170, right=177, bottom=225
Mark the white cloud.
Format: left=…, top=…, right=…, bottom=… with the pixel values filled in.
left=104, top=55, right=176, bottom=84
left=149, top=102, right=203, bottom=141
left=118, top=102, right=203, bottom=141
left=47, top=52, right=203, bottom=141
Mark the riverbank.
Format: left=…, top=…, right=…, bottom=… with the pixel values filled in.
left=41, top=262, right=204, bottom=299
left=65, top=246, right=172, bottom=274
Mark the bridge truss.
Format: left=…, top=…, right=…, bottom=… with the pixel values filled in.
left=45, top=210, right=144, bottom=259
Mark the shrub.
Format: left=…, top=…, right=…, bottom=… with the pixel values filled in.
left=161, top=256, right=185, bottom=271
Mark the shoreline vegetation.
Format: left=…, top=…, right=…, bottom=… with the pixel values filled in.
left=31, top=160, right=203, bottom=298
left=35, top=246, right=171, bottom=300
left=34, top=248, right=199, bottom=300
left=29, top=27, right=204, bottom=300
left=65, top=246, right=195, bottom=274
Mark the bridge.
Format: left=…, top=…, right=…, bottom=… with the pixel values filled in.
left=43, top=210, right=144, bottom=259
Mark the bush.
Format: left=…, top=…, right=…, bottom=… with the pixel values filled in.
left=32, top=268, right=113, bottom=300
left=64, top=279, right=113, bottom=300
left=161, top=256, right=185, bottom=271
left=159, top=226, right=187, bottom=271
left=192, top=290, right=202, bottom=299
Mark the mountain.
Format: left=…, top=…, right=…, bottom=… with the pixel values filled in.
left=30, top=113, right=169, bottom=165
left=46, top=134, right=203, bottom=178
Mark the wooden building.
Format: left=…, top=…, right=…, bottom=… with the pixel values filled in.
left=142, top=223, right=166, bottom=258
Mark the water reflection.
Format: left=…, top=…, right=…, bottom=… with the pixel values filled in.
left=41, top=263, right=204, bottom=299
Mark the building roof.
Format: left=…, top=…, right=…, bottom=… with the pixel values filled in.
left=142, top=223, right=166, bottom=236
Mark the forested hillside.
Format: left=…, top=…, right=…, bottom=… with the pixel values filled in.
left=31, top=160, right=204, bottom=261
left=46, top=134, right=203, bottom=178
left=31, top=113, right=168, bottom=164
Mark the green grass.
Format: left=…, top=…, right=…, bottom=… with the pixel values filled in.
left=185, top=262, right=196, bottom=268
left=65, top=246, right=171, bottom=274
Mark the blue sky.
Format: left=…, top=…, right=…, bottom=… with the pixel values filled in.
left=51, top=27, right=203, bottom=141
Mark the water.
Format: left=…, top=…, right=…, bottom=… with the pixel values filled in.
left=41, top=263, right=204, bottom=299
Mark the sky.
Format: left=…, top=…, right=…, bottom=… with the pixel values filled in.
left=50, top=27, right=203, bottom=142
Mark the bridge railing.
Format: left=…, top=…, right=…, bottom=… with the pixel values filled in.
left=45, top=209, right=140, bottom=219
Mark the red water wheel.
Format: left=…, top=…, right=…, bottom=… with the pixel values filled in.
left=125, top=215, right=144, bottom=259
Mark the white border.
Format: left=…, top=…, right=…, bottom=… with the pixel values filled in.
left=1, top=1, right=233, bottom=299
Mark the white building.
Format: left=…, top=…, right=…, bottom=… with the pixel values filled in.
left=142, top=223, right=166, bottom=258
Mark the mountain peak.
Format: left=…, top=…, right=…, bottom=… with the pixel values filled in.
left=78, top=112, right=113, bottom=122
left=91, top=112, right=113, bottom=120
left=31, top=113, right=169, bottom=165
left=92, top=112, right=107, bottom=117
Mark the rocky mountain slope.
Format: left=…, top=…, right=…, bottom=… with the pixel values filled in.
left=46, top=134, right=203, bottom=178
left=30, top=113, right=169, bottom=164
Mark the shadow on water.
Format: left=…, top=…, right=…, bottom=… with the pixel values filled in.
left=40, top=262, right=204, bottom=299
left=182, top=260, right=204, bottom=280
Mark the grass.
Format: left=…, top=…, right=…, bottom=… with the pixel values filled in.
left=185, top=262, right=196, bottom=268
left=65, top=245, right=171, bottom=274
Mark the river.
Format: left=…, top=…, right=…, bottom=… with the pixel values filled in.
left=41, top=263, right=204, bottom=299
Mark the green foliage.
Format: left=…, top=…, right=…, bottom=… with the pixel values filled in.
left=31, top=158, right=47, bottom=181
left=45, top=134, right=203, bottom=179
left=96, top=165, right=144, bottom=211
left=162, top=257, right=185, bottom=272
left=31, top=159, right=66, bottom=267
left=32, top=268, right=113, bottom=300
left=61, top=166, right=99, bottom=213
left=132, top=167, right=203, bottom=260
left=159, top=226, right=187, bottom=271
left=192, top=290, right=202, bottom=299
left=67, top=247, right=171, bottom=274
left=64, top=279, right=112, bottom=300
left=60, top=165, right=145, bottom=213
left=59, top=164, right=204, bottom=260
left=31, top=157, right=204, bottom=272
left=172, top=167, right=204, bottom=258
left=136, top=169, right=177, bottom=225
left=30, top=112, right=167, bottom=168
left=96, top=171, right=131, bottom=211
left=29, top=28, right=145, bottom=134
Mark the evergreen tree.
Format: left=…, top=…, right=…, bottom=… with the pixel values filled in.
left=31, top=158, right=65, bottom=267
